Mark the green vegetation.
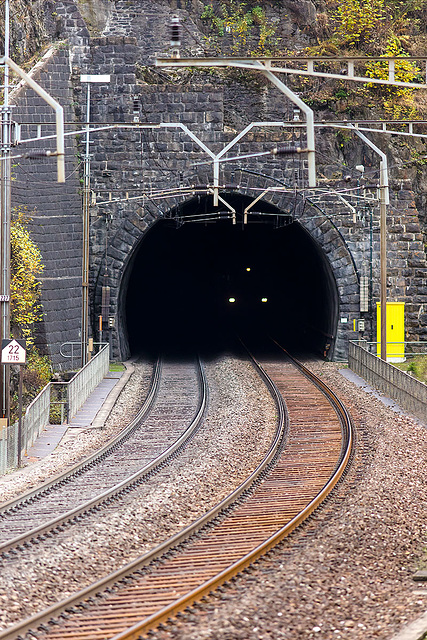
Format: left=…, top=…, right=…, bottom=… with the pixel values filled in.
left=199, top=0, right=427, bottom=117
left=394, top=354, right=427, bottom=383
left=10, top=208, right=51, bottom=420
left=11, top=208, right=44, bottom=344
left=306, top=0, right=427, bottom=118
left=109, top=362, right=125, bottom=372
left=201, top=1, right=279, bottom=55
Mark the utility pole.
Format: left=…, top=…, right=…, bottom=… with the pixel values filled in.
left=351, top=126, right=389, bottom=361
left=0, top=0, right=12, bottom=422
left=80, top=75, right=110, bottom=367
left=0, top=1, right=65, bottom=421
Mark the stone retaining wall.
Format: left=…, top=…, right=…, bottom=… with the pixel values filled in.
left=11, top=46, right=83, bottom=369
left=7, top=0, right=427, bottom=363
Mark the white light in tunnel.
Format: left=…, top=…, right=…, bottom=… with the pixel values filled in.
left=261, top=297, right=268, bottom=303
left=228, top=297, right=236, bottom=303
left=246, top=267, right=251, bottom=272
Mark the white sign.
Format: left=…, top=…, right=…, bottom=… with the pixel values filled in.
left=0, top=295, right=9, bottom=302
left=80, top=74, right=111, bottom=83
left=1, top=339, right=26, bottom=364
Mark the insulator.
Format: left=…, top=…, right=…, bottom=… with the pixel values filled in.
left=170, top=15, right=181, bottom=47
left=271, top=145, right=308, bottom=155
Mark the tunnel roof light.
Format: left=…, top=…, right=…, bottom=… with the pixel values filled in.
left=261, top=297, right=268, bottom=303
left=228, top=297, right=236, bottom=303
left=246, top=267, right=251, bottom=272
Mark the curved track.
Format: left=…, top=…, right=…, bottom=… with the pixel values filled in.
left=0, top=357, right=206, bottom=556
left=0, top=344, right=354, bottom=640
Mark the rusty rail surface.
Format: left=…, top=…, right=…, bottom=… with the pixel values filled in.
left=0, top=357, right=207, bottom=556
left=0, top=346, right=354, bottom=640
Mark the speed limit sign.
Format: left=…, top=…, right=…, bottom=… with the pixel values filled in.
left=1, top=339, right=26, bottom=364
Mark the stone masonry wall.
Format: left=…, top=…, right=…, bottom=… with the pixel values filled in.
left=71, top=35, right=426, bottom=360
left=11, top=46, right=83, bottom=369
left=7, top=0, right=427, bottom=363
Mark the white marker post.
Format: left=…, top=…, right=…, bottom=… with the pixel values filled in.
left=1, top=339, right=26, bottom=465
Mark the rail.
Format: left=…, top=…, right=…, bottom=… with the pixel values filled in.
left=59, top=341, right=106, bottom=373
left=349, top=340, right=427, bottom=423
left=352, top=340, right=427, bottom=358
left=0, top=348, right=354, bottom=640
left=0, top=359, right=209, bottom=557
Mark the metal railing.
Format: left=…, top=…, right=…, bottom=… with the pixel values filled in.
left=353, top=340, right=427, bottom=358
left=0, top=383, right=51, bottom=475
left=59, top=341, right=106, bottom=372
left=65, top=344, right=109, bottom=422
left=0, top=344, right=110, bottom=475
left=348, top=341, right=427, bottom=423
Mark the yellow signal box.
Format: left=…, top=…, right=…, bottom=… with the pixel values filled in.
left=376, top=302, right=405, bottom=362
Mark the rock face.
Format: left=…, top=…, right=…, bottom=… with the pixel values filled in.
left=7, top=0, right=427, bottom=364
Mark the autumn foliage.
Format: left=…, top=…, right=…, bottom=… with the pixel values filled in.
left=10, top=209, right=51, bottom=418
left=10, top=207, right=44, bottom=344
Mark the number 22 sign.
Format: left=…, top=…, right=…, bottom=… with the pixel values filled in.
left=1, top=339, right=26, bottom=364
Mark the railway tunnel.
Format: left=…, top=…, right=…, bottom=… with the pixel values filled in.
left=124, top=195, right=339, bottom=359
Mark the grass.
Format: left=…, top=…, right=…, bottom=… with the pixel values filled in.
left=394, top=355, right=427, bottom=384
left=109, top=361, right=125, bottom=372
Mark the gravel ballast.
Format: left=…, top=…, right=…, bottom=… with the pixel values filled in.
left=0, top=358, right=425, bottom=640
left=0, top=360, right=152, bottom=505
left=148, top=360, right=427, bottom=640
left=0, top=355, right=278, bottom=629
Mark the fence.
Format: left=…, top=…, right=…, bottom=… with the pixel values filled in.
left=348, top=341, right=427, bottom=423
left=64, top=344, right=109, bottom=422
left=0, top=344, right=109, bottom=475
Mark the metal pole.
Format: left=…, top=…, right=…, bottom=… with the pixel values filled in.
left=17, top=364, right=23, bottom=466
left=258, top=67, right=316, bottom=188
left=3, top=56, right=65, bottom=182
left=379, top=161, right=387, bottom=361
left=0, top=0, right=11, bottom=421
left=81, top=83, right=91, bottom=367
left=351, top=127, right=389, bottom=361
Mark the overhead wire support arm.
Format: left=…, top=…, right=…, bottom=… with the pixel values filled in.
left=156, top=56, right=317, bottom=188
left=0, top=55, right=65, bottom=182
left=156, top=55, right=427, bottom=89
left=349, top=124, right=389, bottom=362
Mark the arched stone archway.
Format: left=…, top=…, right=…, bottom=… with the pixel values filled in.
left=97, top=192, right=359, bottom=361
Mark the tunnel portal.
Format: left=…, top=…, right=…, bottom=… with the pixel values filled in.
left=124, top=198, right=339, bottom=359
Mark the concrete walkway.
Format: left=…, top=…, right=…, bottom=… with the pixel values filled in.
left=25, top=365, right=132, bottom=461
left=339, top=368, right=405, bottom=413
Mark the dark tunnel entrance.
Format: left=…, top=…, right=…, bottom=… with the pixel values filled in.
left=124, top=208, right=339, bottom=359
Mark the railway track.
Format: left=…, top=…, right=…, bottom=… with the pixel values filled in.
left=0, top=343, right=354, bottom=640
left=0, top=357, right=207, bottom=556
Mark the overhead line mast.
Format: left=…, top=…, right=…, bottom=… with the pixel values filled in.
left=157, top=25, right=427, bottom=360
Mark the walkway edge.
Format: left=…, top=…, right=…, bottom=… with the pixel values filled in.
left=389, top=610, right=427, bottom=640
left=91, top=360, right=135, bottom=429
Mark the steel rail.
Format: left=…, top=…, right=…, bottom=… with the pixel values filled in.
left=109, top=348, right=354, bottom=640
left=271, top=338, right=354, bottom=467
left=0, top=358, right=208, bottom=556
left=0, top=354, right=288, bottom=640
left=0, top=359, right=161, bottom=519
left=0, top=360, right=207, bottom=555
left=0, top=349, right=354, bottom=640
